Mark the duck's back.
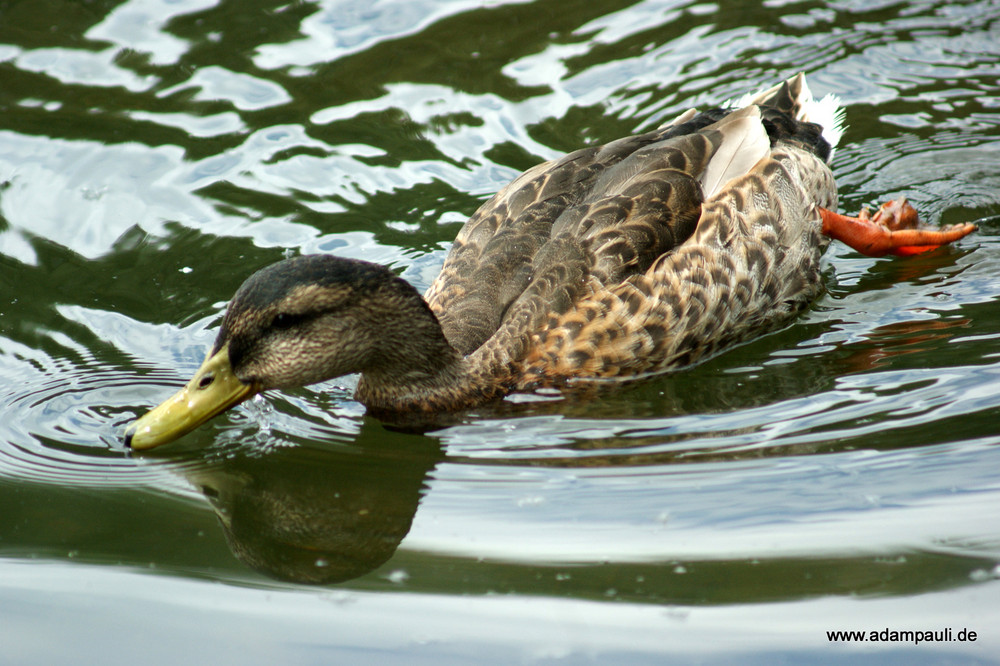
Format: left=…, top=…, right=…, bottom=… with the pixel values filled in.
left=424, top=73, right=842, bottom=386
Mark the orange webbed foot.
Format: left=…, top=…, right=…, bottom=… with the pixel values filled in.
left=819, top=197, right=977, bottom=257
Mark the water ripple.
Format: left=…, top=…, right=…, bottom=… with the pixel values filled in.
left=0, top=0, right=999, bottom=596
left=0, top=357, right=166, bottom=486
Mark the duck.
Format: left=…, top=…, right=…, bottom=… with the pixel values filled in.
left=124, top=73, right=975, bottom=449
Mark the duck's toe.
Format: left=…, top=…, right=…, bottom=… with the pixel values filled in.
left=819, top=197, right=976, bottom=257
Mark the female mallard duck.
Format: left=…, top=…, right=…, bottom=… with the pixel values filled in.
left=125, top=73, right=975, bottom=449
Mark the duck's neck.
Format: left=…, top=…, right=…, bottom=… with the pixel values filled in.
left=353, top=291, right=498, bottom=413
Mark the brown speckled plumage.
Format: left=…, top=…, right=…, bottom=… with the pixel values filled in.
left=204, top=73, right=842, bottom=415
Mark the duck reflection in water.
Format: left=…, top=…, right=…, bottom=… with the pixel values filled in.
left=178, top=432, right=440, bottom=584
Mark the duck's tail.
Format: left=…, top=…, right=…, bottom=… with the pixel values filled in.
left=734, top=72, right=846, bottom=154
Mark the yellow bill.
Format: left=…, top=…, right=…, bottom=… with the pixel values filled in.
left=125, top=345, right=258, bottom=450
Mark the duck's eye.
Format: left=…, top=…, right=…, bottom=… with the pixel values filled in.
left=272, top=312, right=303, bottom=329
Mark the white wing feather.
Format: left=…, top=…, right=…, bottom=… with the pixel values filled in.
left=699, top=106, right=770, bottom=198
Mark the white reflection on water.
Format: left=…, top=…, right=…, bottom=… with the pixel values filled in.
left=1, top=559, right=997, bottom=663
left=411, top=440, right=1000, bottom=563
left=254, top=0, right=536, bottom=69
left=126, top=110, right=247, bottom=138
left=157, top=66, right=292, bottom=111
left=14, top=47, right=156, bottom=91
left=86, top=0, right=222, bottom=66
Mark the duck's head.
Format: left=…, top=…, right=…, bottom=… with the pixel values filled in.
left=124, top=255, right=447, bottom=450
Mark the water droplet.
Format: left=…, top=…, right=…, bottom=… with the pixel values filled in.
left=386, top=569, right=409, bottom=584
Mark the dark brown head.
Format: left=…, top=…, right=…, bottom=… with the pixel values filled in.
left=126, top=254, right=457, bottom=449
left=216, top=254, right=431, bottom=389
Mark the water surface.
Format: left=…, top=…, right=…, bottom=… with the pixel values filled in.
left=1, top=0, right=999, bottom=663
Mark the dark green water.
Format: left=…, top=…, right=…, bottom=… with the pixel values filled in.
left=1, top=0, right=999, bottom=663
